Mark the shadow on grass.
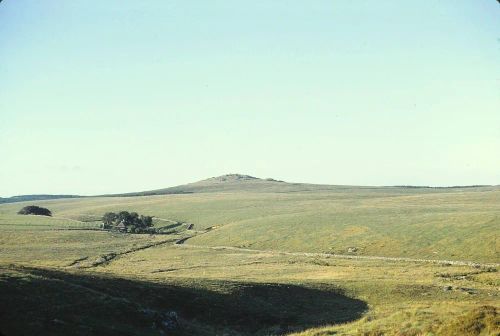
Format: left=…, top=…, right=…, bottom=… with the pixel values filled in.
left=0, top=266, right=367, bottom=336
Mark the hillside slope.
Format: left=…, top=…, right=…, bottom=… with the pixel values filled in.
left=1, top=182, right=499, bottom=263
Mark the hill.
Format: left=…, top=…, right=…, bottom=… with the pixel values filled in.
left=107, top=174, right=337, bottom=196
left=1, top=180, right=498, bottom=263
left=1, top=175, right=498, bottom=263
left=0, top=176, right=499, bottom=335
left=3, top=174, right=496, bottom=200
left=106, top=173, right=497, bottom=197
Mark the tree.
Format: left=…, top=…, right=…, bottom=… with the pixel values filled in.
left=18, top=205, right=52, bottom=216
left=102, top=212, right=117, bottom=226
left=116, top=211, right=133, bottom=225
left=101, top=210, right=154, bottom=233
left=130, top=212, right=139, bottom=226
left=139, top=215, right=153, bottom=228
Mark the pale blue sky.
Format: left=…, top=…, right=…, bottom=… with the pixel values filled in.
left=1, top=1, right=499, bottom=196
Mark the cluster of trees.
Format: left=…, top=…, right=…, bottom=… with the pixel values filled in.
left=18, top=205, right=52, bottom=216
left=102, top=211, right=153, bottom=233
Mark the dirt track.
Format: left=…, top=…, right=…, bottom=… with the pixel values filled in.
left=176, top=242, right=500, bottom=268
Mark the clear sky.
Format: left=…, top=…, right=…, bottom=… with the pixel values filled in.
left=0, top=1, right=499, bottom=196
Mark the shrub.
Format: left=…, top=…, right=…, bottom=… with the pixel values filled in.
left=17, top=205, right=52, bottom=216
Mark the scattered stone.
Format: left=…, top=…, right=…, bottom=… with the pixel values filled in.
left=92, top=253, right=117, bottom=266
left=153, top=311, right=180, bottom=335
left=94, top=257, right=106, bottom=264
left=51, top=319, right=65, bottom=325
left=457, top=287, right=476, bottom=295
left=443, top=285, right=453, bottom=291
left=67, top=256, right=89, bottom=267
left=347, top=247, right=358, bottom=253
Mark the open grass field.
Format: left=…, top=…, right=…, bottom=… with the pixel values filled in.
left=0, top=177, right=498, bottom=335
left=1, top=178, right=498, bottom=262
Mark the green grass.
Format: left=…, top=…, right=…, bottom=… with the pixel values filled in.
left=0, top=227, right=167, bottom=267
left=0, top=184, right=498, bottom=335
left=1, top=186, right=498, bottom=262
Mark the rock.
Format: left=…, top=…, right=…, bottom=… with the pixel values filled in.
left=51, top=319, right=65, bottom=325
left=347, top=247, right=358, bottom=253
left=141, top=308, right=156, bottom=317
left=457, top=287, right=476, bottom=295
left=443, top=285, right=452, bottom=291
left=93, top=253, right=117, bottom=265
left=94, top=257, right=107, bottom=264
left=154, top=311, right=180, bottom=335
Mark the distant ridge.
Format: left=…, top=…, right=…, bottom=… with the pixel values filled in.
left=391, top=185, right=493, bottom=189
left=3, top=175, right=497, bottom=201
left=108, top=174, right=497, bottom=197
left=0, top=194, right=81, bottom=204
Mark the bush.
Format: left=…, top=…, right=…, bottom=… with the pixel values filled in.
left=18, top=205, right=52, bottom=216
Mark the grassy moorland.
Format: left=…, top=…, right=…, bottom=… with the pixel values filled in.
left=0, top=175, right=498, bottom=335
left=1, top=175, right=498, bottom=262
